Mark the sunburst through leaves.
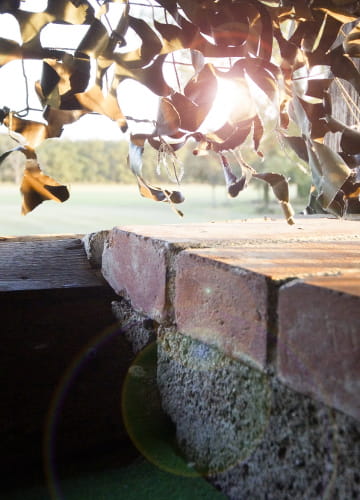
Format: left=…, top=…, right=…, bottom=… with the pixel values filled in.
left=0, top=0, right=360, bottom=221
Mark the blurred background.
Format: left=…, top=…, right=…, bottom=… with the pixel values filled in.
left=0, top=132, right=310, bottom=236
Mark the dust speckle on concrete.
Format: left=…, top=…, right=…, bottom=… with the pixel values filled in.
left=156, top=328, right=360, bottom=499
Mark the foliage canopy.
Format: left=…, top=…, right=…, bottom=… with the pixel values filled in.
left=0, top=0, right=360, bottom=221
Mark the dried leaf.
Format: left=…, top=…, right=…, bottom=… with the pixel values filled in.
left=128, top=140, right=144, bottom=176
left=0, top=145, right=36, bottom=165
left=344, top=23, right=360, bottom=57
left=0, top=37, right=22, bottom=67
left=307, top=139, right=352, bottom=210
left=219, top=153, right=247, bottom=198
left=340, top=126, right=360, bottom=154
left=74, top=84, right=128, bottom=132
left=155, top=98, right=180, bottom=137
left=3, top=113, right=49, bottom=148
left=170, top=92, right=209, bottom=132
left=281, top=135, right=309, bottom=163
left=115, top=16, right=162, bottom=68
left=114, top=54, right=172, bottom=96
left=184, top=63, right=217, bottom=111
left=253, top=172, right=295, bottom=224
left=43, top=106, right=87, bottom=137
left=20, top=159, right=69, bottom=215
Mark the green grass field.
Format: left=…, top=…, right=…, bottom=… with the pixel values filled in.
left=0, top=183, right=302, bottom=236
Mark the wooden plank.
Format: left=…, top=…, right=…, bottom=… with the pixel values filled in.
left=0, top=237, right=104, bottom=291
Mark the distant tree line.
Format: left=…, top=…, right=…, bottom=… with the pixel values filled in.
left=0, top=133, right=311, bottom=199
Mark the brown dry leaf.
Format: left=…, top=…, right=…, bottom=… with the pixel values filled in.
left=3, top=113, right=49, bottom=148
left=344, top=23, right=360, bottom=57
left=219, top=153, right=246, bottom=198
left=0, top=38, right=22, bottom=67
left=114, top=54, right=172, bottom=96
left=20, top=159, right=69, bottom=215
left=115, top=16, right=162, bottom=68
left=155, top=98, right=180, bottom=136
left=253, top=172, right=295, bottom=224
left=307, top=140, right=352, bottom=211
left=74, top=85, right=127, bottom=132
left=43, top=106, right=88, bottom=137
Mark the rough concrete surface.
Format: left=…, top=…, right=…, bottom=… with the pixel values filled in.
left=82, top=230, right=109, bottom=268
left=157, top=328, right=360, bottom=499
left=112, top=298, right=157, bottom=354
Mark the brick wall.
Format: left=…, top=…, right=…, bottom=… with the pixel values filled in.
left=99, top=217, right=360, bottom=498
left=101, top=217, right=360, bottom=421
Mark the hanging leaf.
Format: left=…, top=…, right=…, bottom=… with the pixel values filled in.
left=77, top=19, right=110, bottom=58
left=253, top=172, right=295, bottom=224
left=344, top=22, right=360, bottom=57
left=219, top=153, right=247, bottom=198
left=0, top=38, right=22, bottom=67
left=184, top=63, right=217, bottom=111
left=314, top=5, right=360, bottom=24
left=327, top=45, right=360, bottom=94
left=136, top=175, right=184, bottom=205
left=74, top=84, right=128, bottom=132
left=2, top=113, right=49, bottom=148
left=248, top=0, right=273, bottom=61
left=20, top=159, right=70, bottom=215
left=340, top=126, right=360, bottom=154
left=340, top=152, right=360, bottom=167
left=128, top=139, right=145, bottom=177
left=128, top=137, right=184, bottom=214
left=114, top=54, right=172, bottom=96
left=281, top=135, right=309, bottom=163
left=43, top=106, right=87, bottom=137
left=0, top=145, right=37, bottom=166
left=155, top=98, right=180, bottom=137
left=252, top=114, right=264, bottom=154
left=115, top=16, right=162, bottom=68
left=212, top=118, right=254, bottom=152
left=298, top=98, right=329, bottom=140
left=306, top=139, right=352, bottom=211
left=0, top=1, right=20, bottom=12
left=156, top=139, right=184, bottom=184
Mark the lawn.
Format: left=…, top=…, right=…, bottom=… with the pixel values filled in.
left=0, top=183, right=302, bottom=236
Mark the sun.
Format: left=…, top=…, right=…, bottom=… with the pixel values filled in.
left=201, top=77, right=256, bottom=131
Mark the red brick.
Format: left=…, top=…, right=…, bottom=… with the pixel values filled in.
left=174, top=250, right=269, bottom=369
left=278, top=275, right=360, bottom=420
left=174, top=241, right=360, bottom=281
left=102, top=228, right=168, bottom=321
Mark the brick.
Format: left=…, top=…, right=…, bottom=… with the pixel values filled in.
left=174, top=241, right=360, bottom=281
left=277, top=275, right=360, bottom=420
left=102, top=228, right=168, bottom=321
left=174, top=250, right=269, bottom=369
left=108, top=218, right=359, bottom=245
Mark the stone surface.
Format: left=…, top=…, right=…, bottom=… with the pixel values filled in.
left=174, top=250, right=269, bottom=369
left=108, top=218, right=359, bottom=246
left=278, top=276, right=360, bottom=421
left=111, top=298, right=157, bottom=354
left=157, top=328, right=360, bottom=500
left=83, top=230, right=109, bottom=268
